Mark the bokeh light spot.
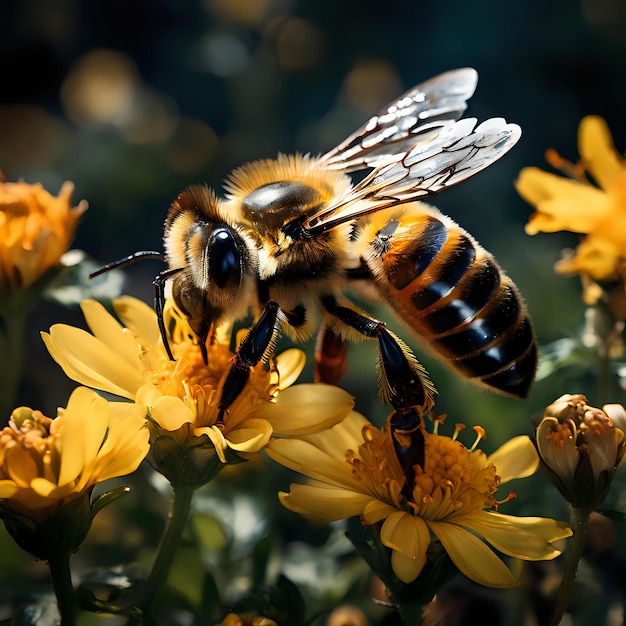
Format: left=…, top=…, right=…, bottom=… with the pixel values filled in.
left=342, top=59, right=402, bottom=114
left=270, top=18, right=325, bottom=71
left=60, top=49, right=141, bottom=127
left=165, top=118, right=219, bottom=175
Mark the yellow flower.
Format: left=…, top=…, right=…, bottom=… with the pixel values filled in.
left=516, top=116, right=626, bottom=284
left=267, top=412, right=571, bottom=588
left=41, top=297, right=354, bottom=484
left=0, top=176, right=87, bottom=292
left=0, top=387, right=148, bottom=521
left=0, top=387, right=148, bottom=558
left=536, top=394, right=626, bottom=510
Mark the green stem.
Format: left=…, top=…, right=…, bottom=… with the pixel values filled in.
left=47, top=551, right=77, bottom=626
left=550, top=506, right=590, bottom=626
left=141, top=485, right=195, bottom=613
left=396, top=600, right=425, bottom=625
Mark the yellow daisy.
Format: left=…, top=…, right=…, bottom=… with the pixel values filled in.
left=41, top=297, right=354, bottom=472
left=516, top=116, right=626, bottom=283
left=0, top=176, right=86, bottom=292
left=0, top=386, right=148, bottom=525
left=266, top=412, right=571, bottom=588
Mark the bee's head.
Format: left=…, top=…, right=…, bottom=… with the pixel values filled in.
left=164, top=185, right=256, bottom=315
left=185, top=223, right=241, bottom=291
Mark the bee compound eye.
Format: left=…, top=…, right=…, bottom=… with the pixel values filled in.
left=209, top=227, right=241, bottom=288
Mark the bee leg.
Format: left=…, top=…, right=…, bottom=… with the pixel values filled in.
left=314, top=325, right=348, bottom=385
left=321, top=295, right=435, bottom=411
left=153, top=267, right=184, bottom=362
left=217, top=301, right=281, bottom=421
left=321, top=295, right=435, bottom=502
left=390, top=408, right=425, bottom=502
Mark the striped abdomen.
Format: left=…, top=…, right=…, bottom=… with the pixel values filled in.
left=359, top=203, right=537, bottom=398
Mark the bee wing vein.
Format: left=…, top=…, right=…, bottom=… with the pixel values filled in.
left=320, top=68, right=479, bottom=172
left=305, top=116, right=521, bottom=232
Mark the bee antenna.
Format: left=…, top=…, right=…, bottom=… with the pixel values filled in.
left=153, top=266, right=185, bottom=362
left=89, top=251, right=166, bottom=279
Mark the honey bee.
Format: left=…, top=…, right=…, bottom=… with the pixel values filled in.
left=92, top=68, right=536, bottom=434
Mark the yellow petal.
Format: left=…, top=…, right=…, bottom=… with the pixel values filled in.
left=42, top=326, right=144, bottom=399
left=297, top=410, right=369, bottom=452
left=93, top=425, right=149, bottom=482
left=488, top=435, right=538, bottom=484
left=380, top=511, right=430, bottom=562
left=92, top=406, right=149, bottom=482
left=278, top=483, right=373, bottom=522
left=555, top=237, right=621, bottom=280
left=536, top=416, right=579, bottom=484
left=0, top=480, right=18, bottom=498
left=391, top=548, right=427, bottom=583
left=428, top=520, right=519, bottom=588
left=108, top=400, right=148, bottom=423
left=29, top=477, right=57, bottom=497
left=452, top=510, right=571, bottom=560
left=80, top=300, right=144, bottom=365
left=273, top=348, right=306, bottom=389
left=225, top=418, right=272, bottom=452
left=4, top=445, right=38, bottom=486
left=579, top=116, right=626, bottom=191
left=258, top=384, right=354, bottom=436
left=265, top=438, right=361, bottom=490
left=516, top=167, right=607, bottom=234
left=204, top=427, right=228, bottom=463
left=150, top=395, right=195, bottom=430
left=362, top=498, right=398, bottom=524
left=113, top=296, right=161, bottom=348
left=58, top=388, right=109, bottom=487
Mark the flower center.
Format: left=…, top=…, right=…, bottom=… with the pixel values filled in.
left=545, top=420, right=575, bottom=447
left=348, top=424, right=499, bottom=521
left=0, top=408, right=60, bottom=485
left=144, top=326, right=272, bottom=430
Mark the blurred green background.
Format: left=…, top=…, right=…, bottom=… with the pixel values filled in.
left=2, top=1, right=626, bottom=622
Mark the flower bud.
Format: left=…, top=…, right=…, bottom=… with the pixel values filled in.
left=0, top=177, right=86, bottom=292
left=536, top=394, right=626, bottom=510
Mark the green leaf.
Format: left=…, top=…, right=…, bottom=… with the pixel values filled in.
left=168, top=546, right=206, bottom=606
left=191, top=512, right=227, bottom=551
left=535, top=338, right=594, bottom=381
left=200, top=571, right=221, bottom=615
left=251, top=533, right=274, bottom=586
left=44, top=250, right=125, bottom=306
left=90, top=486, right=131, bottom=520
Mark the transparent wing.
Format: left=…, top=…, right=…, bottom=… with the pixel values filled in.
left=319, top=67, right=478, bottom=173
left=305, top=117, right=521, bottom=233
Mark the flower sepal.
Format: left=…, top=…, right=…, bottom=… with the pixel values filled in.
left=346, top=517, right=457, bottom=610
left=0, top=489, right=93, bottom=560
left=148, top=424, right=244, bottom=489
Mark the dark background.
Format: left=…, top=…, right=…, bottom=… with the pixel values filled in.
left=2, top=0, right=626, bottom=449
